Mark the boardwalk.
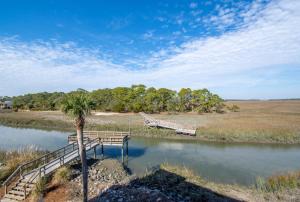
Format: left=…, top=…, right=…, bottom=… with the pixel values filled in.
left=1, top=131, right=130, bottom=202
left=139, top=112, right=196, bottom=135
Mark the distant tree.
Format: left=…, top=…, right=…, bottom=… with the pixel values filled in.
left=178, top=88, right=192, bottom=112
left=143, top=87, right=161, bottom=113
left=157, top=88, right=176, bottom=111
left=10, top=85, right=225, bottom=114
left=61, top=92, right=93, bottom=202
left=167, top=96, right=180, bottom=112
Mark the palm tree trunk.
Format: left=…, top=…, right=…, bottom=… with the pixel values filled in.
left=76, top=121, right=88, bottom=202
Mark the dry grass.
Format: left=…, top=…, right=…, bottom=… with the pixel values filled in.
left=53, top=166, right=71, bottom=185
left=198, top=101, right=300, bottom=143
left=256, top=171, right=300, bottom=192
left=0, top=100, right=300, bottom=143
left=0, top=147, right=45, bottom=183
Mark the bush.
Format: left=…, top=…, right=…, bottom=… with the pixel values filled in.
left=53, top=166, right=71, bottom=185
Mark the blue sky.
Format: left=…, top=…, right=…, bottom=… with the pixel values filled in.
left=0, top=0, right=299, bottom=99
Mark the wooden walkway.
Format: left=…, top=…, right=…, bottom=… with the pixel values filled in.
left=1, top=131, right=130, bottom=202
left=140, top=112, right=196, bottom=135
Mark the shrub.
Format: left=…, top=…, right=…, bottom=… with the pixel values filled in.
left=53, top=166, right=71, bottom=185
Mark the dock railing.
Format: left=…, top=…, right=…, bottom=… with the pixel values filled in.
left=2, top=141, right=77, bottom=195
left=68, top=131, right=130, bottom=145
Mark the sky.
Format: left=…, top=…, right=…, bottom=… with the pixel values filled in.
left=0, top=0, right=299, bottom=99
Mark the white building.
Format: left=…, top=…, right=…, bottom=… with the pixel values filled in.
left=0, top=101, right=12, bottom=109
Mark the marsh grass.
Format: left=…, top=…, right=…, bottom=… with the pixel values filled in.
left=0, top=147, right=45, bottom=183
left=256, top=172, right=300, bottom=192
left=1, top=100, right=300, bottom=143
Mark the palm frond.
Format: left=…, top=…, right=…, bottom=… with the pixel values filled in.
left=61, top=92, right=93, bottom=118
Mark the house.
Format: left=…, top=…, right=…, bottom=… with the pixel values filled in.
left=0, top=101, right=12, bottom=109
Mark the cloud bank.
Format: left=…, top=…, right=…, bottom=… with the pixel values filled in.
left=0, top=0, right=300, bottom=98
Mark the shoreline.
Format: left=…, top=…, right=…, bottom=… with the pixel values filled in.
left=41, top=159, right=300, bottom=202
left=0, top=117, right=300, bottom=146
left=1, top=106, right=300, bottom=144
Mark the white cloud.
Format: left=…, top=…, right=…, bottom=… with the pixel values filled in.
left=1, top=0, right=300, bottom=99
left=142, top=30, right=155, bottom=39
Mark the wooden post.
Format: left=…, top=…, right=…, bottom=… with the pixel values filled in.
left=93, top=146, right=97, bottom=159
left=121, top=143, right=124, bottom=164
left=126, top=140, right=129, bottom=158
left=5, top=184, right=7, bottom=195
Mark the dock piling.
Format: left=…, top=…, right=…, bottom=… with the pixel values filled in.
left=93, top=146, right=97, bottom=159
left=121, top=143, right=124, bottom=164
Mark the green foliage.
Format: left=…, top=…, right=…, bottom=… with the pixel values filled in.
left=12, top=92, right=64, bottom=111
left=0, top=96, right=11, bottom=102
left=61, top=92, right=93, bottom=118
left=9, top=85, right=224, bottom=114
left=53, top=166, right=71, bottom=185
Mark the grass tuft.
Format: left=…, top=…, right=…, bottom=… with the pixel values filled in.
left=53, top=166, right=71, bottom=185
left=32, top=177, right=47, bottom=199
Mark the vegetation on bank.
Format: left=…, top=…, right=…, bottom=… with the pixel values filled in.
left=159, top=164, right=300, bottom=201
left=8, top=85, right=224, bottom=113
left=256, top=171, right=300, bottom=192
left=0, top=148, right=45, bottom=183
left=1, top=100, right=300, bottom=144
left=1, top=109, right=300, bottom=144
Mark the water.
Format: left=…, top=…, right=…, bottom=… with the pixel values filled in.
left=1, top=125, right=300, bottom=185
left=0, top=125, right=70, bottom=151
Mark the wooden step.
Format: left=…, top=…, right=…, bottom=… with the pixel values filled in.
left=3, top=194, right=24, bottom=201
left=16, top=182, right=35, bottom=188
left=13, top=186, right=31, bottom=192
left=1, top=197, right=18, bottom=202
left=8, top=190, right=25, bottom=196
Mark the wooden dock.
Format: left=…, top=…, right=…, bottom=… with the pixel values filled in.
left=140, top=112, right=196, bottom=135
left=1, top=131, right=130, bottom=202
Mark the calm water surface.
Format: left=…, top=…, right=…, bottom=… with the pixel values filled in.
left=1, top=125, right=300, bottom=185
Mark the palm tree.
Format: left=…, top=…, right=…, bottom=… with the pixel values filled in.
left=61, top=92, right=93, bottom=202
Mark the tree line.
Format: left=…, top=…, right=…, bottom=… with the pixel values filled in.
left=10, top=85, right=225, bottom=113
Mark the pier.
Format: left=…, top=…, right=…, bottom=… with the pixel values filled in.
left=1, top=131, right=130, bottom=202
left=140, top=112, right=196, bottom=135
